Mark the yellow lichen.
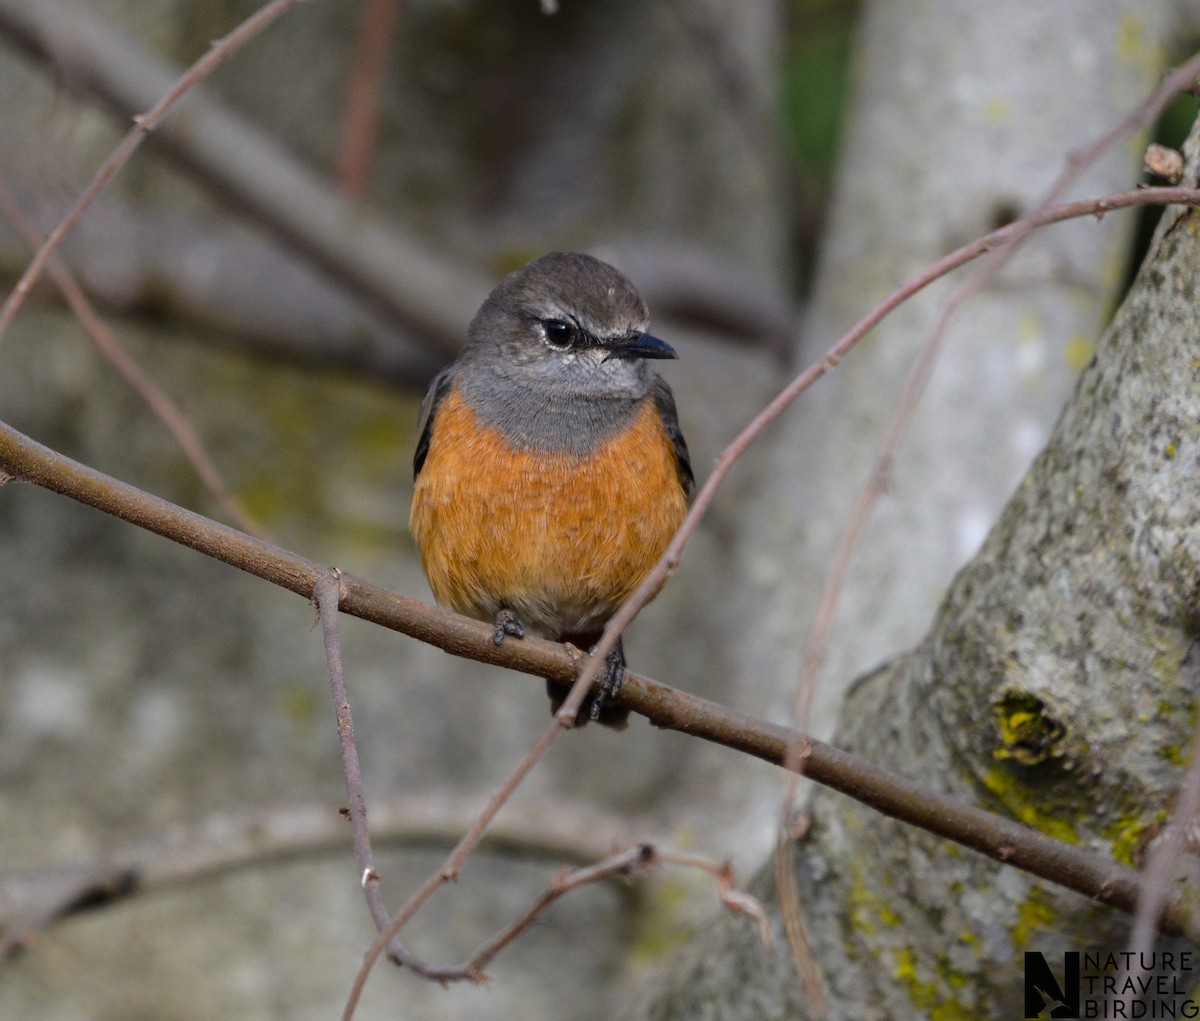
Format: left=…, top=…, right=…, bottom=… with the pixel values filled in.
left=981, top=767, right=1079, bottom=845
left=991, top=691, right=1066, bottom=766
left=1012, top=887, right=1058, bottom=949
left=892, top=946, right=975, bottom=1019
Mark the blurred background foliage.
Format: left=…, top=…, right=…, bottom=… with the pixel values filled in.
left=780, top=0, right=860, bottom=285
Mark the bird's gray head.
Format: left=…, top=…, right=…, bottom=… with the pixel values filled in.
left=461, top=252, right=676, bottom=400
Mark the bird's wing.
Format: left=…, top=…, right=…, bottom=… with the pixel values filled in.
left=649, top=373, right=695, bottom=501
left=412, top=366, right=455, bottom=479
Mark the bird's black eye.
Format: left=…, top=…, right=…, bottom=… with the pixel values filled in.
left=542, top=319, right=575, bottom=349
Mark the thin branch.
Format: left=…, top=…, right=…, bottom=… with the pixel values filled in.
left=0, top=177, right=265, bottom=536
left=0, top=0, right=302, bottom=345
left=335, top=0, right=402, bottom=199
left=457, top=845, right=772, bottom=982
left=461, top=846, right=656, bottom=982
left=0, top=793, right=642, bottom=958
left=314, top=571, right=377, bottom=912
left=314, top=570, right=450, bottom=977
left=343, top=718, right=566, bottom=1015
left=1117, top=674, right=1200, bottom=1010
left=772, top=835, right=825, bottom=1015
left=343, top=843, right=769, bottom=1015
left=0, top=405, right=1196, bottom=940
left=656, top=849, right=774, bottom=952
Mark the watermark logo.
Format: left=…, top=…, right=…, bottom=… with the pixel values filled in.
left=1023, top=951, right=1198, bottom=1019
left=1026, top=951, right=1080, bottom=1017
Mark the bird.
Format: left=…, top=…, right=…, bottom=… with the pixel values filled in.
left=410, top=252, right=694, bottom=728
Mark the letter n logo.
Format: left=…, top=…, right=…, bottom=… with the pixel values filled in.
left=1024, top=951, right=1080, bottom=1018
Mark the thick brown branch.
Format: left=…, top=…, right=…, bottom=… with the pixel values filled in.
left=0, top=417, right=1191, bottom=939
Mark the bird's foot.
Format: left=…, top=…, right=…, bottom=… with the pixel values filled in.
left=589, top=642, right=626, bottom=721
left=493, top=608, right=525, bottom=646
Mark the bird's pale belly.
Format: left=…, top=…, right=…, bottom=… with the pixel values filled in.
left=410, top=385, right=688, bottom=638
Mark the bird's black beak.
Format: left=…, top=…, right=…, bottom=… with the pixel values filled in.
left=601, top=331, right=678, bottom=361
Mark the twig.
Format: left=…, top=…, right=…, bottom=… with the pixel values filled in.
left=0, top=177, right=265, bottom=536
left=657, top=849, right=774, bottom=952
left=0, top=0, right=301, bottom=346
left=314, top=570, right=453, bottom=977
left=1116, top=679, right=1200, bottom=1010
left=461, top=845, right=772, bottom=980
left=772, top=833, right=825, bottom=1014
left=0, top=793, right=642, bottom=958
left=0, top=408, right=1196, bottom=939
left=314, top=571, right=376, bottom=908
left=335, top=0, right=402, bottom=199
left=462, top=845, right=656, bottom=982
left=343, top=718, right=566, bottom=1015
left=343, top=843, right=769, bottom=1015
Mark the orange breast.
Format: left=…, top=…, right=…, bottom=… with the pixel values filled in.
left=410, top=384, right=688, bottom=638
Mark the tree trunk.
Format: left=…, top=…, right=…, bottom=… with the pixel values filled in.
left=627, top=104, right=1200, bottom=1021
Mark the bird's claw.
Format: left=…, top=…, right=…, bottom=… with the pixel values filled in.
left=493, top=608, right=525, bottom=646
left=589, top=646, right=625, bottom=720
